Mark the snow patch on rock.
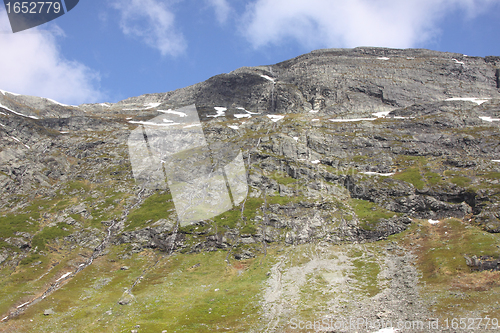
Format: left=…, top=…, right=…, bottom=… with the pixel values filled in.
left=129, top=120, right=179, bottom=126
left=234, top=114, right=252, bottom=119
left=183, top=123, right=201, bottom=128
left=207, top=107, right=227, bottom=118
left=446, top=97, right=491, bottom=105
left=236, top=107, right=259, bottom=114
left=260, top=75, right=275, bottom=83
left=158, top=109, right=187, bottom=117
left=479, top=116, right=500, bottom=122
left=56, top=272, right=72, bottom=282
left=0, top=103, right=38, bottom=119
left=267, top=115, right=284, bottom=122
left=0, top=89, right=20, bottom=96
left=361, top=172, right=395, bottom=176
left=329, top=118, right=376, bottom=122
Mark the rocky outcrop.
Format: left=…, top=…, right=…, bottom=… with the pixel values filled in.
left=116, top=219, right=177, bottom=252
left=349, top=177, right=474, bottom=219
left=464, top=255, right=500, bottom=271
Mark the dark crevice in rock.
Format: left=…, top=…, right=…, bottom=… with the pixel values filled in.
left=496, top=68, right=500, bottom=89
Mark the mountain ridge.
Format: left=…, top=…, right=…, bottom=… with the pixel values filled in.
left=3, top=47, right=499, bottom=120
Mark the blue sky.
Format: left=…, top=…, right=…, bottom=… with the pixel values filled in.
left=0, top=0, right=499, bottom=105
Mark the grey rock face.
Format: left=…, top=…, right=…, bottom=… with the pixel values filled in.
left=1, top=47, right=499, bottom=260
left=5, top=237, right=30, bottom=249
left=64, top=229, right=105, bottom=249
left=464, top=254, right=500, bottom=271
left=0, top=251, right=9, bottom=264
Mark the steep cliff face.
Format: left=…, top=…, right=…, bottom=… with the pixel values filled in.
left=0, top=47, right=500, bottom=331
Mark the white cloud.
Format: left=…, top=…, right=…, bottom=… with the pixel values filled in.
left=242, top=0, right=497, bottom=49
left=205, top=0, right=232, bottom=24
left=0, top=10, right=103, bottom=105
left=112, top=0, right=186, bottom=56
